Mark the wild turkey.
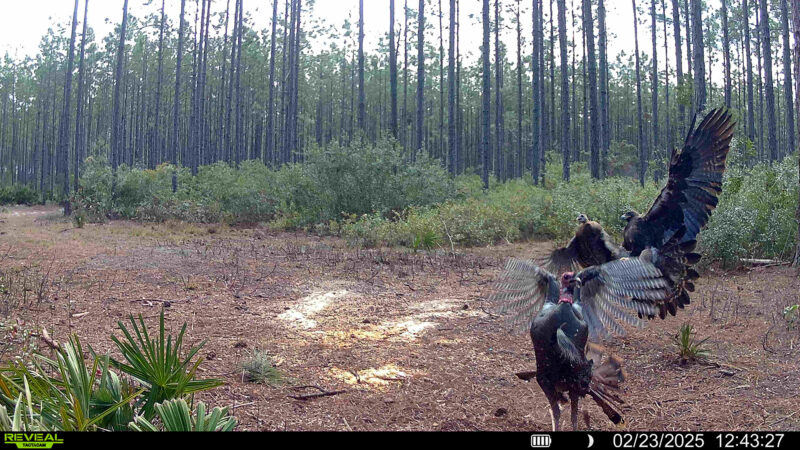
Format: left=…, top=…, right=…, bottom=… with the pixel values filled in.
left=491, top=256, right=674, bottom=430
left=622, top=107, right=735, bottom=318
left=542, top=214, right=627, bottom=274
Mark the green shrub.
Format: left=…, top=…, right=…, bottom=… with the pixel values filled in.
left=70, top=156, right=113, bottom=222
left=700, top=155, right=798, bottom=267
left=342, top=168, right=661, bottom=248
left=72, top=140, right=454, bottom=227
left=0, top=186, right=38, bottom=206
left=69, top=146, right=799, bottom=265
left=282, top=141, right=455, bottom=226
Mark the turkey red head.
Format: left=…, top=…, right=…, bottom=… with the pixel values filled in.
left=560, top=272, right=575, bottom=288
left=559, top=272, right=581, bottom=304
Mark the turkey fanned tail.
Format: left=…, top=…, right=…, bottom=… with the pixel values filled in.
left=586, top=343, right=628, bottom=425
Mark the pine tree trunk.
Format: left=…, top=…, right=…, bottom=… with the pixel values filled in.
left=439, top=0, right=445, bottom=162
left=266, top=0, right=278, bottom=165
left=661, top=0, right=672, bottom=150
left=759, top=0, right=778, bottom=161
left=598, top=0, right=609, bottom=177
left=57, top=0, right=79, bottom=214
left=199, top=0, right=211, bottom=166
left=583, top=0, right=600, bottom=179
left=744, top=0, right=756, bottom=146
left=571, top=0, right=578, bottom=163
left=671, top=0, right=685, bottom=132
left=403, top=0, right=409, bottom=152
left=531, top=0, right=541, bottom=184
left=781, top=0, right=795, bottom=159
left=516, top=0, right=523, bottom=179
left=548, top=0, right=555, bottom=159
left=172, top=0, right=186, bottom=192
left=557, top=0, right=569, bottom=181
left=448, top=0, right=456, bottom=174
left=456, top=0, right=463, bottom=174
left=358, top=0, right=366, bottom=132
left=791, top=0, right=800, bottom=267
left=111, top=0, right=129, bottom=193
left=650, top=0, right=659, bottom=164
left=721, top=0, right=732, bottom=108
left=73, top=0, right=89, bottom=189
left=481, top=0, right=491, bottom=189
left=390, top=0, right=399, bottom=140
left=416, top=0, right=426, bottom=158
left=633, top=0, right=647, bottom=186
left=539, top=0, right=546, bottom=184
left=291, top=0, right=302, bottom=160
left=153, top=0, right=166, bottom=168
left=234, top=0, right=245, bottom=165
left=690, top=0, right=705, bottom=114
left=226, top=0, right=239, bottom=162
left=494, top=0, right=504, bottom=182
left=683, top=0, right=692, bottom=81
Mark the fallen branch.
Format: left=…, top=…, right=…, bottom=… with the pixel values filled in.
left=741, top=258, right=791, bottom=267
left=39, top=328, right=59, bottom=350
left=515, top=371, right=537, bottom=381
left=288, top=385, right=347, bottom=401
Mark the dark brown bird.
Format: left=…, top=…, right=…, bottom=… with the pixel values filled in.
left=543, top=214, right=627, bottom=274
left=622, top=107, right=735, bottom=318
left=622, top=108, right=734, bottom=254
left=491, top=256, right=674, bottom=430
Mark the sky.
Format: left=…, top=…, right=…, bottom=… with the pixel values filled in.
left=0, top=0, right=723, bottom=80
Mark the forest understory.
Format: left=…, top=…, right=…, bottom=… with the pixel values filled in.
left=1, top=205, right=798, bottom=431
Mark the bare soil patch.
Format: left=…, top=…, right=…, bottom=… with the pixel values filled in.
left=1, top=205, right=798, bottom=431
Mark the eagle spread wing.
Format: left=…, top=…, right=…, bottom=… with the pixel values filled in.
left=634, top=108, right=735, bottom=250
left=542, top=237, right=582, bottom=274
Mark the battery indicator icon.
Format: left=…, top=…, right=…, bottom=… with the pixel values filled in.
left=530, top=434, right=552, bottom=448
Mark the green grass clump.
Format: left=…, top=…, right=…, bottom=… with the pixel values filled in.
left=239, top=350, right=283, bottom=385
left=673, top=323, right=711, bottom=363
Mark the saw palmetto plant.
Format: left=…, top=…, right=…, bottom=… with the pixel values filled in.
left=0, top=310, right=233, bottom=432
left=0, top=336, right=140, bottom=431
left=129, top=399, right=236, bottom=432
left=110, top=310, right=223, bottom=419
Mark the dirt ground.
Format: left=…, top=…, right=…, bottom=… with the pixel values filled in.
left=1, top=205, right=799, bottom=431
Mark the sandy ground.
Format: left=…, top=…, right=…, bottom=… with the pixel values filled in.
left=1, top=205, right=798, bottom=431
